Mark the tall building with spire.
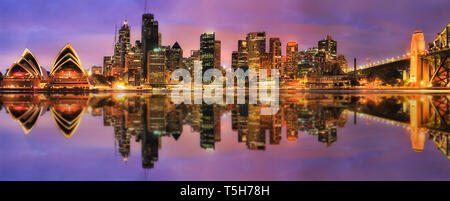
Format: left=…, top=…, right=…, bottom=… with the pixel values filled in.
left=142, top=14, right=159, bottom=83
left=118, top=20, right=131, bottom=68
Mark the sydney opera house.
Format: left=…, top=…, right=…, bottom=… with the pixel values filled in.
left=1, top=44, right=90, bottom=90
left=1, top=49, right=46, bottom=89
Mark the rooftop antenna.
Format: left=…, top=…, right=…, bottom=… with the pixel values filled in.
left=114, top=24, right=118, bottom=43
left=112, top=25, right=117, bottom=51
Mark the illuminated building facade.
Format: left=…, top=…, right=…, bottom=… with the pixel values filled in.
left=124, top=51, right=143, bottom=86
left=91, top=66, right=102, bottom=75
left=299, top=47, right=319, bottom=75
left=48, top=44, right=90, bottom=89
left=142, top=13, right=159, bottom=82
left=318, top=35, right=337, bottom=60
left=237, top=40, right=248, bottom=70
left=214, top=40, right=221, bottom=70
left=336, top=55, right=349, bottom=73
left=167, top=42, right=183, bottom=72
left=260, top=52, right=271, bottom=74
left=118, top=21, right=131, bottom=68
left=269, top=38, right=282, bottom=71
left=286, top=42, right=299, bottom=78
left=147, top=48, right=166, bottom=87
left=1, top=49, right=44, bottom=89
left=231, top=51, right=239, bottom=70
left=246, top=32, right=266, bottom=76
left=103, top=56, right=112, bottom=76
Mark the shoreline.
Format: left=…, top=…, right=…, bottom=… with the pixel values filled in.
left=1, top=87, right=450, bottom=94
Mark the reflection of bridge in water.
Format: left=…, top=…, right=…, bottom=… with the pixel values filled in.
left=348, top=94, right=450, bottom=159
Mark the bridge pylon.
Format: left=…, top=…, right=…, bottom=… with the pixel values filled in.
left=410, top=31, right=429, bottom=88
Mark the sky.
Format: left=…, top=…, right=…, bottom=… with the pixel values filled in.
left=0, top=0, right=449, bottom=73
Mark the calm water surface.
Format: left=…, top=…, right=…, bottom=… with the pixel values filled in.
left=0, top=92, right=449, bottom=181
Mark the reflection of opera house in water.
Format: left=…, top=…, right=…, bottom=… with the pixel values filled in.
left=1, top=44, right=90, bottom=89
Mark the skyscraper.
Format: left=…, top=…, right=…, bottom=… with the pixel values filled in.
left=147, top=48, right=166, bottom=87
left=260, top=52, right=271, bottom=74
left=231, top=51, right=239, bottom=70
left=167, top=41, right=183, bottom=71
left=237, top=40, right=248, bottom=70
left=200, top=32, right=215, bottom=75
left=238, top=40, right=248, bottom=53
left=269, top=38, right=282, bottom=71
left=214, top=40, right=221, bottom=70
left=142, top=14, right=159, bottom=83
left=246, top=32, right=266, bottom=76
left=103, top=56, right=112, bottom=76
left=125, top=51, right=142, bottom=86
left=318, top=35, right=337, bottom=60
left=286, top=42, right=299, bottom=78
left=298, top=47, right=319, bottom=76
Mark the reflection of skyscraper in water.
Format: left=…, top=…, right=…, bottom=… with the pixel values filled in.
left=201, top=104, right=215, bottom=150
left=238, top=104, right=249, bottom=143
left=191, top=104, right=202, bottom=133
left=115, top=114, right=130, bottom=162
left=166, top=105, right=183, bottom=140
left=296, top=102, right=340, bottom=146
left=231, top=105, right=239, bottom=130
left=269, top=106, right=282, bottom=145
left=141, top=96, right=166, bottom=169
left=147, top=95, right=166, bottom=136
left=213, top=105, right=221, bottom=142
left=285, top=103, right=299, bottom=141
left=318, top=122, right=337, bottom=147
left=260, top=106, right=280, bottom=145
left=298, top=108, right=315, bottom=134
left=103, top=104, right=113, bottom=127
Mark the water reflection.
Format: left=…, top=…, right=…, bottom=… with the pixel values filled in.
left=0, top=92, right=449, bottom=173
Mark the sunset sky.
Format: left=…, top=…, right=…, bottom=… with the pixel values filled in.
left=0, top=0, right=449, bottom=72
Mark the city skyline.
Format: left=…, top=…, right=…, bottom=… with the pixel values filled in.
left=1, top=0, right=449, bottom=72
